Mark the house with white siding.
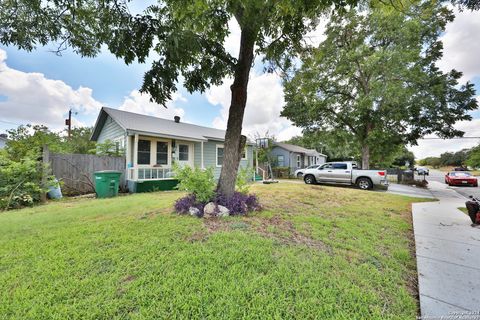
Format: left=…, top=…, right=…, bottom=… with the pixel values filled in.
left=91, top=107, right=254, bottom=192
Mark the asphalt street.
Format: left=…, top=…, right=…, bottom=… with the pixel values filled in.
left=417, top=169, right=480, bottom=199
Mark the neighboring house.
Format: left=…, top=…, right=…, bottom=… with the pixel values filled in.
left=91, top=107, right=254, bottom=192
left=270, top=142, right=326, bottom=174
left=0, top=134, right=7, bottom=149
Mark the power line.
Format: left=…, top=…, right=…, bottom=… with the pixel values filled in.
left=0, top=119, right=22, bottom=126
left=420, top=137, right=480, bottom=140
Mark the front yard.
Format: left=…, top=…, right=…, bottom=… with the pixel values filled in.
left=0, top=183, right=428, bottom=319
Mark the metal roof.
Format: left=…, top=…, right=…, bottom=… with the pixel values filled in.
left=91, top=107, right=250, bottom=143
left=273, top=141, right=326, bottom=157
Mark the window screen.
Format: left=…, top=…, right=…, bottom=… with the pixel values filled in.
left=217, top=146, right=224, bottom=166
left=277, top=155, right=285, bottom=167
left=138, top=140, right=151, bottom=165
left=179, top=144, right=189, bottom=161
left=156, top=141, right=168, bottom=165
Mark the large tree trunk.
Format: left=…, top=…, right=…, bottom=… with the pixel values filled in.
left=217, top=28, right=255, bottom=197
left=361, top=144, right=370, bottom=169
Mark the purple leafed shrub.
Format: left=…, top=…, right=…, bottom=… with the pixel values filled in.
left=174, top=194, right=205, bottom=215
left=214, top=192, right=261, bottom=216
left=174, top=192, right=261, bottom=216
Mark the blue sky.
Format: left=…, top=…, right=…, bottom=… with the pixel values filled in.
left=0, top=7, right=479, bottom=158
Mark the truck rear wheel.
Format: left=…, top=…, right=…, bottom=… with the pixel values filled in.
left=357, top=177, right=373, bottom=190
left=304, top=174, right=316, bottom=185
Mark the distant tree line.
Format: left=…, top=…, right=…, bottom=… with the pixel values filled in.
left=417, top=147, right=480, bottom=168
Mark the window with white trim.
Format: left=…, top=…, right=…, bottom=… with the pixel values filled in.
left=179, top=144, right=189, bottom=161
left=277, top=155, right=285, bottom=167
left=296, top=155, right=301, bottom=168
left=216, top=145, right=224, bottom=167
left=241, top=146, right=247, bottom=160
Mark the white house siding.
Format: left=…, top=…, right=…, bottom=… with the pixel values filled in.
left=97, top=115, right=125, bottom=144
left=195, top=140, right=254, bottom=179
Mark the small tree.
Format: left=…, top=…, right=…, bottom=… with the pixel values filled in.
left=92, top=140, right=124, bottom=157
left=466, top=145, right=480, bottom=168
left=66, top=127, right=97, bottom=154
left=6, top=125, right=66, bottom=161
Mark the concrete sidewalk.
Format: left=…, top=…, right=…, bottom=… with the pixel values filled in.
left=412, top=181, right=480, bottom=317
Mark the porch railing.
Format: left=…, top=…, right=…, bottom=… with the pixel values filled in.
left=128, top=167, right=175, bottom=181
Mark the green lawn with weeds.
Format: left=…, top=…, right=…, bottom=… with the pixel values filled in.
left=0, top=184, right=431, bottom=319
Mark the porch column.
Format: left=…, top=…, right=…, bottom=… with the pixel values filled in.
left=255, top=147, right=258, bottom=174
left=125, top=135, right=131, bottom=180
left=201, top=141, right=204, bottom=169
left=133, top=133, right=139, bottom=180
left=125, top=135, right=131, bottom=165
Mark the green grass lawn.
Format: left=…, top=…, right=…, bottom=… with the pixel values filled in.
left=0, top=184, right=429, bottom=319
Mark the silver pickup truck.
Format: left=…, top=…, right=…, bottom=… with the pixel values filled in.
left=302, top=161, right=388, bottom=190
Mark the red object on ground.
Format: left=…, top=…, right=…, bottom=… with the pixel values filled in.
left=445, top=171, right=478, bottom=187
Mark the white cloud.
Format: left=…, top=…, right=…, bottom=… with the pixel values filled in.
left=437, top=8, right=480, bottom=82
left=0, top=48, right=101, bottom=130
left=207, top=71, right=302, bottom=142
left=304, top=18, right=328, bottom=47
left=224, top=19, right=241, bottom=58
left=118, top=90, right=185, bottom=121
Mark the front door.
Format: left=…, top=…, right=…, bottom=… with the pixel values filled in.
left=177, top=143, right=194, bottom=167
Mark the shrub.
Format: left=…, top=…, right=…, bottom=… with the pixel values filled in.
left=214, top=192, right=261, bottom=215
left=174, top=194, right=205, bottom=216
left=236, top=167, right=253, bottom=194
left=173, top=164, right=216, bottom=203
left=0, top=151, right=47, bottom=210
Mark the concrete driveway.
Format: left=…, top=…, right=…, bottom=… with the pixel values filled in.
left=412, top=181, right=480, bottom=318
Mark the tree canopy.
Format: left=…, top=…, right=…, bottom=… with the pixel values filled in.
left=5, top=125, right=97, bottom=161
left=281, top=0, right=478, bottom=169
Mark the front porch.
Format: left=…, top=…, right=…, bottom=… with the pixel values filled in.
left=124, top=133, right=204, bottom=191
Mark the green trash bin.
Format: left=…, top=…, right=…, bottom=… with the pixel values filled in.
left=94, top=171, right=122, bottom=198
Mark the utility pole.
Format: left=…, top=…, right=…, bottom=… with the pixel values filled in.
left=65, top=108, right=77, bottom=139
left=65, top=109, right=72, bottom=139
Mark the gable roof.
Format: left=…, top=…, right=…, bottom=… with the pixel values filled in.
left=91, top=107, right=234, bottom=142
left=273, top=141, right=326, bottom=157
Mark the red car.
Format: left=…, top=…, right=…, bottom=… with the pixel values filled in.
left=445, top=171, right=478, bottom=187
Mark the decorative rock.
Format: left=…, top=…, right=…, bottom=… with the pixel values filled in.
left=189, top=207, right=201, bottom=217
left=217, top=205, right=230, bottom=217
left=203, top=202, right=216, bottom=217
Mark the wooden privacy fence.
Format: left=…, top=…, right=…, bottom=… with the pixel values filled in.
left=48, top=150, right=126, bottom=195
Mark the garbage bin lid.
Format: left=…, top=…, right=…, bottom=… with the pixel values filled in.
left=95, top=170, right=122, bottom=173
